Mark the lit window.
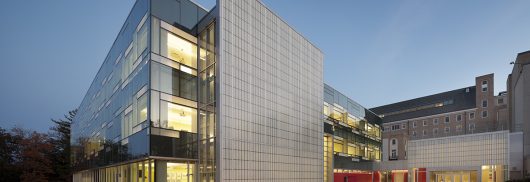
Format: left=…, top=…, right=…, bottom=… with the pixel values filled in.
left=160, top=101, right=197, bottom=133
left=333, top=138, right=344, bottom=154
left=162, top=30, right=197, bottom=69
left=323, top=104, right=330, bottom=117
left=166, top=162, right=194, bottom=182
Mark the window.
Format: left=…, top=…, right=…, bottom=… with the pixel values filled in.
left=498, top=98, right=504, bottom=104
left=401, top=123, right=406, bottom=129
left=161, top=30, right=197, bottom=69
left=412, top=121, right=417, bottom=128
left=456, top=125, right=462, bottom=132
left=433, top=118, right=439, bottom=125
left=152, top=62, right=198, bottom=101
left=323, top=104, right=330, bottom=117
left=391, top=139, right=396, bottom=145
left=445, top=116, right=450, bottom=123
left=334, top=138, right=343, bottom=154
left=469, top=123, right=476, bottom=131
left=422, top=130, right=427, bottom=136
left=347, top=144, right=359, bottom=156
left=445, top=127, right=450, bottom=133
left=391, top=150, right=397, bottom=158
left=160, top=101, right=197, bottom=133
left=433, top=128, right=438, bottom=135
left=482, top=100, right=488, bottom=108
left=482, top=80, right=488, bottom=92
left=136, top=21, right=148, bottom=57
left=422, top=120, right=427, bottom=126
left=469, top=112, right=475, bottom=120
left=391, top=125, right=401, bottom=130
left=482, top=110, right=488, bottom=118
left=137, top=94, right=147, bottom=123
left=412, top=131, right=416, bottom=136
left=179, top=67, right=197, bottom=100
left=457, top=114, right=462, bottom=122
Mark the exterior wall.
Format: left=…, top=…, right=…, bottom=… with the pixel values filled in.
left=408, top=130, right=509, bottom=169
left=71, top=0, right=151, bottom=172
left=322, top=85, right=382, bottom=182
left=509, top=50, right=530, bottom=178
left=379, top=74, right=506, bottom=171
left=382, top=128, right=407, bottom=161
left=510, top=132, right=524, bottom=179
left=217, top=0, right=324, bottom=181
left=474, top=74, right=497, bottom=133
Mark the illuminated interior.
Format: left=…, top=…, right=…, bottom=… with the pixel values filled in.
left=166, top=32, right=197, bottom=69
left=334, top=138, right=344, bottom=154
left=162, top=102, right=197, bottom=133
left=430, top=171, right=478, bottom=182
left=167, top=162, right=194, bottom=182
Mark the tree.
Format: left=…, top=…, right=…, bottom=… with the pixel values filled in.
left=0, top=127, right=20, bottom=181
left=49, top=109, right=77, bottom=182
left=15, top=129, right=54, bottom=182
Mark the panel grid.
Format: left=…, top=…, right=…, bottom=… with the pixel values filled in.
left=218, top=0, right=324, bottom=181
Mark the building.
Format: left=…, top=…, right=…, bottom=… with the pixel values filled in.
left=371, top=74, right=514, bottom=182
left=507, top=50, right=530, bottom=179
left=323, top=84, right=383, bottom=182
left=71, top=0, right=324, bottom=181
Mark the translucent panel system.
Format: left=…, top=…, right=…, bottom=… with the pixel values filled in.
left=218, top=0, right=324, bottom=181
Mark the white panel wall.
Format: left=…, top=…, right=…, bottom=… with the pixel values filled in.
left=217, top=0, right=324, bottom=181
left=408, top=130, right=509, bottom=169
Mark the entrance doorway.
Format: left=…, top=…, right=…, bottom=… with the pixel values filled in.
left=156, top=161, right=196, bottom=182
left=430, top=171, right=477, bottom=182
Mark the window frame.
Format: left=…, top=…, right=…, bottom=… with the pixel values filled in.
left=482, top=110, right=488, bottom=118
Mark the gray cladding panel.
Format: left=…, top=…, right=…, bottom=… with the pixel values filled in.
left=218, top=0, right=324, bottom=181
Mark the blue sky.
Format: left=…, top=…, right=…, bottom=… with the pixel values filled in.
left=1, top=0, right=529, bottom=132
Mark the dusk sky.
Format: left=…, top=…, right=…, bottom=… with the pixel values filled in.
left=1, top=0, right=530, bottom=132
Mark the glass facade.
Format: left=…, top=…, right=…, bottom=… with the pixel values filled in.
left=72, top=0, right=212, bottom=181
left=323, top=84, right=383, bottom=182
left=73, top=0, right=325, bottom=181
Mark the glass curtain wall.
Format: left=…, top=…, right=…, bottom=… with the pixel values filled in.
left=198, top=23, right=216, bottom=182
left=149, top=16, right=199, bottom=159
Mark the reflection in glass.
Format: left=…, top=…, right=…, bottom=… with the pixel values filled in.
left=138, top=94, right=148, bottom=122
left=152, top=62, right=197, bottom=101
left=160, top=101, right=197, bottom=133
